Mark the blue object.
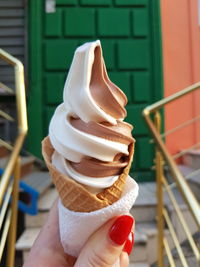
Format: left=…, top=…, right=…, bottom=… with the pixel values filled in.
left=18, top=181, right=39, bottom=215
left=0, top=167, right=39, bottom=215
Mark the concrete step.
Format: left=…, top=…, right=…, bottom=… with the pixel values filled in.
left=22, top=171, right=52, bottom=195
left=178, top=164, right=200, bottom=201
left=182, top=149, right=200, bottom=170
left=0, top=155, right=35, bottom=177
left=25, top=212, right=48, bottom=228
left=130, top=181, right=185, bottom=222
left=16, top=227, right=40, bottom=262
left=162, top=166, right=199, bottom=242
left=16, top=228, right=40, bottom=251
left=25, top=188, right=58, bottom=227
left=130, top=220, right=174, bottom=265
left=166, top=202, right=199, bottom=244
left=163, top=181, right=199, bottom=244
left=130, top=221, right=157, bottom=264
left=38, top=187, right=58, bottom=211
left=130, top=224, right=148, bottom=263
left=0, top=145, right=9, bottom=158
left=129, top=263, right=150, bottom=267
left=131, top=182, right=157, bottom=223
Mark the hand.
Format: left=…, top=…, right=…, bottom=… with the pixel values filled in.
left=23, top=200, right=135, bottom=267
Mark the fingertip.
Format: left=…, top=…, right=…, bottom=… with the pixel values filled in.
left=123, top=232, right=134, bottom=255
left=109, top=215, right=134, bottom=245
left=120, top=251, right=129, bottom=267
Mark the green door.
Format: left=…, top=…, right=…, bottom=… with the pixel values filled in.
left=28, top=0, right=163, bottom=182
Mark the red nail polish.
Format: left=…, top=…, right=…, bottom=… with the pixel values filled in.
left=123, top=232, right=134, bottom=255
left=109, top=215, right=134, bottom=245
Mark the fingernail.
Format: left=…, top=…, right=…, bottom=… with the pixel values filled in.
left=123, top=232, right=134, bottom=255
left=109, top=215, right=134, bottom=245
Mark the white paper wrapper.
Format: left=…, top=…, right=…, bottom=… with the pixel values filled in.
left=58, top=176, right=139, bottom=257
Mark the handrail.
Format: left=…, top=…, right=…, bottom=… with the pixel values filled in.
left=0, top=48, right=28, bottom=133
left=143, top=81, right=200, bottom=113
left=0, top=49, right=28, bottom=267
left=143, top=82, right=200, bottom=266
left=143, top=83, right=200, bottom=226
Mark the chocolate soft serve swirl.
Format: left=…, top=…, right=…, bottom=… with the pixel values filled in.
left=49, top=40, right=135, bottom=193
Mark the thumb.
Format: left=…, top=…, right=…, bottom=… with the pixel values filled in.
left=74, top=215, right=134, bottom=267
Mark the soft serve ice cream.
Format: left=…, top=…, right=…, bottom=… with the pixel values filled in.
left=43, top=40, right=138, bottom=258
left=49, top=40, right=135, bottom=193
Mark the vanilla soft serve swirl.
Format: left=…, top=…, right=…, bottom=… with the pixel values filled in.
left=49, top=40, right=135, bottom=193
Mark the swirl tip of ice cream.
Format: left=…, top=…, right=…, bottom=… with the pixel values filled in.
left=49, top=40, right=135, bottom=193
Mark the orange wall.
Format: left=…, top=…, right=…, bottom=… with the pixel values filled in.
left=161, top=0, right=200, bottom=156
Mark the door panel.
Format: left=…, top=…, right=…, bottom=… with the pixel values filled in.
left=28, top=0, right=163, bottom=181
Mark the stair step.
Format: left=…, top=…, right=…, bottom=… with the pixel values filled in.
left=182, top=149, right=200, bottom=170
left=178, top=164, right=200, bottom=201
left=25, top=212, right=49, bottom=228
left=0, top=145, right=9, bottom=158
left=129, top=263, right=150, bottom=267
left=22, top=171, right=52, bottom=195
left=133, top=180, right=197, bottom=222
left=166, top=203, right=199, bottom=244
left=131, top=182, right=157, bottom=222
left=0, top=155, right=35, bottom=177
left=178, top=164, right=200, bottom=185
left=136, top=221, right=157, bottom=238
left=130, top=241, right=148, bottom=263
left=130, top=221, right=157, bottom=263
left=134, top=229, right=148, bottom=244
left=134, top=182, right=157, bottom=206
left=38, top=187, right=57, bottom=211
left=131, top=205, right=156, bottom=223
left=16, top=228, right=40, bottom=251
left=25, top=188, right=58, bottom=227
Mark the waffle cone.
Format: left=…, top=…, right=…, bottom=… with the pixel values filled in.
left=42, top=136, right=134, bottom=212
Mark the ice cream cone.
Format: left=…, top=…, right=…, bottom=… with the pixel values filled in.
left=42, top=136, right=134, bottom=212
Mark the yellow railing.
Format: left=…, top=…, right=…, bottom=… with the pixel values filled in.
left=0, top=49, right=28, bottom=267
left=143, top=82, right=200, bottom=266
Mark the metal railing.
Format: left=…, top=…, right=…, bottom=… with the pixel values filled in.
left=143, top=82, right=200, bottom=266
left=0, top=49, right=28, bottom=267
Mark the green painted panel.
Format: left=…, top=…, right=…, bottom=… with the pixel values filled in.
left=64, top=8, right=95, bottom=36
left=56, top=0, right=77, bottom=5
left=109, top=72, right=131, bottom=101
left=118, top=40, right=150, bottom=69
left=137, top=137, right=153, bottom=169
left=115, top=0, right=148, bottom=6
left=126, top=105, right=148, bottom=135
left=45, top=73, right=64, bottom=104
left=100, top=40, right=115, bottom=70
left=28, top=0, right=163, bottom=182
left=80, top=0, right=111, bottom=5
left=132, top=8, right=149, bottom=37
left=133, top=72, right=151, bottom=102
left=131, top=171, right=155, bottom=182
left=45, top=10, right=62, bottom=36
left=45, top=107, right=56, bottom=136
left=45, top=40, right=78, bottom=69
left=98, top=9, right=130, bottom=36
left=27, top=0, right=43, bottom=158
